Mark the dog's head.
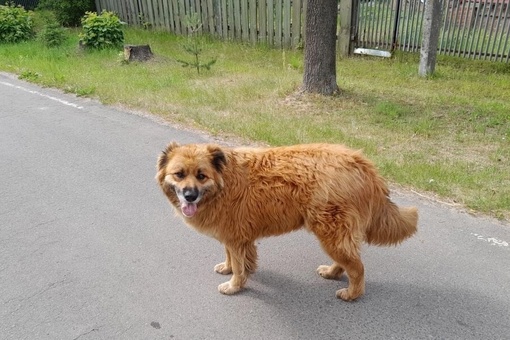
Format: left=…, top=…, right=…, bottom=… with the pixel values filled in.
left=156, top=142, right=226, bottom=218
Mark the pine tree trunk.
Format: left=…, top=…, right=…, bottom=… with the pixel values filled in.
left=303, top=0, right=340, bottom=95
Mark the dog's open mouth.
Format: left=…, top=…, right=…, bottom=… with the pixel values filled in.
left=181, top=202, right=198, bottom=217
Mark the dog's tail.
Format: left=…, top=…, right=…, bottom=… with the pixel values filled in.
left=365, top=201, right=418, bottom=246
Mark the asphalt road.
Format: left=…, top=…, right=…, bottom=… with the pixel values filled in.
left=1, top=72, right=509, bottom=340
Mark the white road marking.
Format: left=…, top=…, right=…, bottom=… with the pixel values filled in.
left=471, top=233, right=509, bottom=247
left=0, top=81, right=84, bottom=110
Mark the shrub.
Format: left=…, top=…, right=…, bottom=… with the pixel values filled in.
left=79, top=10, right=124, bottom=49
left=38, top=22, right=67, bottom=47
left=0, top=1, right=34, bottom=43
left=37, top=0, right=95, bottom=27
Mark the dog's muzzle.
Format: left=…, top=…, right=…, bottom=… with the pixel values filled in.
left=183, top=187, right=199, bottom=203
left=178, top=187, right=200, bottom=217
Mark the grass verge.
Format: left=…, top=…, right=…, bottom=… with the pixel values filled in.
left=1, top=27, right=509, bottom=221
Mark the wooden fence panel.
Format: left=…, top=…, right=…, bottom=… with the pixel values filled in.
left=96, top=0, right=306, bottom=49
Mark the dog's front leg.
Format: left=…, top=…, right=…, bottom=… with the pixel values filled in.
left=214, top=246, right=232, bottom=275
left=218, top=244, right=247, bottom=295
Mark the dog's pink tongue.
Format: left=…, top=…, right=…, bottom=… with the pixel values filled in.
left=181, top=203, right=197, bottom=217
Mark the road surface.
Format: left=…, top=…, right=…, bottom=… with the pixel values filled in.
left=1, top=72, right=509, bottom=339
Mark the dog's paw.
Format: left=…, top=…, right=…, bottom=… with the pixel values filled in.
left=214, top=262, right=232, bottom=275
left=218, top=281, right=241, bottom=295
left=317, top=265, right=344, bottom=280
left=335, top=288, right=361, bottom=302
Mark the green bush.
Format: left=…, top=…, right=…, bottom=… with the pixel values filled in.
left=37, top=0, right=95, bottom=27
left=0, top=1, right=34, bottom=43
left=38, top=22, right=67, bottom=47
left=79, top=11, right=124, bottom=49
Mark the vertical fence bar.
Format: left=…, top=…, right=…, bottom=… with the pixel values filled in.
left=240, top=0, right=248, bottom=40
left=233, top=0, right=241, bottom=39
left=475, top=1, right=491, bottom=58
left=292, top=0, right=302, bottom=48
left=440, top=0, right=454, bottom=54
left=267, top=0, right=274, bottom=45
left=275, top=0, right=282, bottom=47
left=457, top=0, right=473, bottom=57
left=488, top=0, right=505, bottom=59
left=482, top=0, right=497, bottom=59
left=452, top=0, right=467, bottom=56
left=258, top=0, right=267, bottom=43
left=466, top=1, right=482, bottom=58
left=249, top=0, right=257, bottom=43
left=282, top=0, right=290, bottom=47
left=399, top=1, right=412, bottom=51
left=497, top=0, right=510, bottom=61
left=473, top=0, right=489, bottom=59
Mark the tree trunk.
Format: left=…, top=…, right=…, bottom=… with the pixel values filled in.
left=303, top=0, right=340, bottom=95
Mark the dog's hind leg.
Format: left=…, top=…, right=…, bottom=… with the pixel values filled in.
left=214, top=246, right=233, bottom=275
left=313, top=224, right=365, bottom=301
left=218, top=244, right=249, bottom=295
left=318, top=242, right=365, bottom=301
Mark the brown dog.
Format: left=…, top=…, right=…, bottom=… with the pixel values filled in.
left=156, top=142, right=418, bottom=301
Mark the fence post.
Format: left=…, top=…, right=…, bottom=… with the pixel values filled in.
left=338, top=0, right=352, bottom=57
left=419, top=0, right=442, bottom=76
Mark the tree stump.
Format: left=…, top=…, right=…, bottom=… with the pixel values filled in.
left=124, top=45, right=153, bottom=62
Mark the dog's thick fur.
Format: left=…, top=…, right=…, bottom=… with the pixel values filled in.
left=156, top=142, right=418, bottom=301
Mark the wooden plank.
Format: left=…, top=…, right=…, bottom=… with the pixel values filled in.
left=227, top=0, right=234, bottom=39
left=161, top=0, right=171, bottom=30
left=207, top=0, right=215, bottom=35
left=95, top=0, right=102, bottom=12
left=199, top=0, right=207, bottom=34
left=126, top=0, right=137, bottom=25
left=233, top=0, right=241, bottom=39
left=283, top=0, right=291, bottom=47
left=176, top=0, right=188, bottom=34
left=267, top=0, right=274, bottom=45
left=258, top=0, right=267, bottom=43
left=139, top=0, right=148, bottom=28
left=156, top=0, right=165, bottom=28
left=241, top=0, right=249, bottom=41
left=220, top=0, right=228, bottom=37
left=167, top=0, right=176, bottom=32
left=338, top=0, right=352, bottom=56
left=183, top=0, right=191, bottom=35
left=291, top=0, right=302, bottom=48
left=301, top=0, right=306, bottom=48
left=249, top=0, right=257, bottom=43
left=195, top=0, right=204, bottom=34
left=153, top=0, right=160, bottom=28
left=146, top=0, right=156, bottom=28
left=172, top=0, right=181, bottom=34
left=275, top=0, right=282, bottom=48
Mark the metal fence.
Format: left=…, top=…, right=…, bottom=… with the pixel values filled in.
left=354, top=0, right=510, bottom=61
left=0, top=0, right=39, bottom=10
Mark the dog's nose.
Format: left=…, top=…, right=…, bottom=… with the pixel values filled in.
left=183, top=187, right=199, bottom=202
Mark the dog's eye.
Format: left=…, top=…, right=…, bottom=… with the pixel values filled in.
left=174, top=171, right=185, bottom=179
left=196, top=173, right=207, bottom=181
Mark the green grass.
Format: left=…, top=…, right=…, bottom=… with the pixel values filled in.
left=1, top=26, right=509, bottom=221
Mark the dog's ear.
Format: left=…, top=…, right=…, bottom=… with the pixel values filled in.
left=207, top=145, right=227, bottom=173
left=157, top=142, right=180, bottom=171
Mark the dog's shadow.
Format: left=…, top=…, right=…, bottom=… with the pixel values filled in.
left=235, top=269, right=508, bottom=339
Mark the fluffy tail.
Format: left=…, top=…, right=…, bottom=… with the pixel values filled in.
left=366, top=202, right=418, bottom=246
